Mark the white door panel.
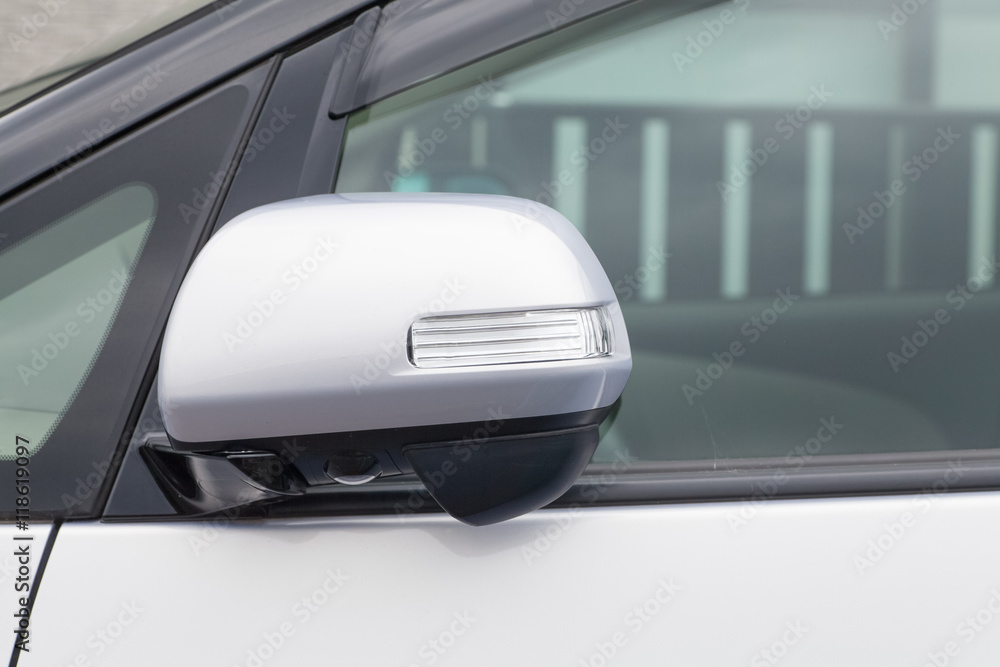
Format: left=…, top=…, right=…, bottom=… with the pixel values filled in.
left=23, top=493, right=1000, bottom=666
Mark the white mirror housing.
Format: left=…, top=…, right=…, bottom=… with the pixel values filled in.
left=153, top=193, right=631, bottom=524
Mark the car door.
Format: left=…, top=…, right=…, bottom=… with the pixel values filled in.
left=6, top=0, right=1000, bottom=666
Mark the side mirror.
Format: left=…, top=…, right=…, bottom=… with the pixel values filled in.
left=153, top=193, right=631, bottom=525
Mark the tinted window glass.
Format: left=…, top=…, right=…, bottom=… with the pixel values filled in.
left=1, top=185, right=154, bottom=458
left=0, top=75, right=259, bottom=517
left=336, top=0, right=1000, bottom=464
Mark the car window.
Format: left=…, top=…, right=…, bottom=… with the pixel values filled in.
left=336, top=0, right=1000, bottom=465
left=0, top=184, right=154, bottom=458
left=0, top=74, right=261, bottom=517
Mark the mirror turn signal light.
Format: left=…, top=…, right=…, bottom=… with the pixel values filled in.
left=409, top=307, right=613, bottom=369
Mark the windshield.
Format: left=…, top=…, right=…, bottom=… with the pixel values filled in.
left=0, top=0, right=214, bottom=115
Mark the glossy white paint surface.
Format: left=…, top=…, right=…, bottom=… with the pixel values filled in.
left=159, top=193, right=631, bottom=445
left=23, top=493, right=1000, bottom=666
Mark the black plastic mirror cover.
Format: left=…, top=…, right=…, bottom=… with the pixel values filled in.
left=403, top=424, right=602, bottom=526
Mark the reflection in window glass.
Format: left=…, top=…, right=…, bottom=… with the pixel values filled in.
left=337, top=0, right=1000, bottom=464
left=0, top=184, right=155, bottom=457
